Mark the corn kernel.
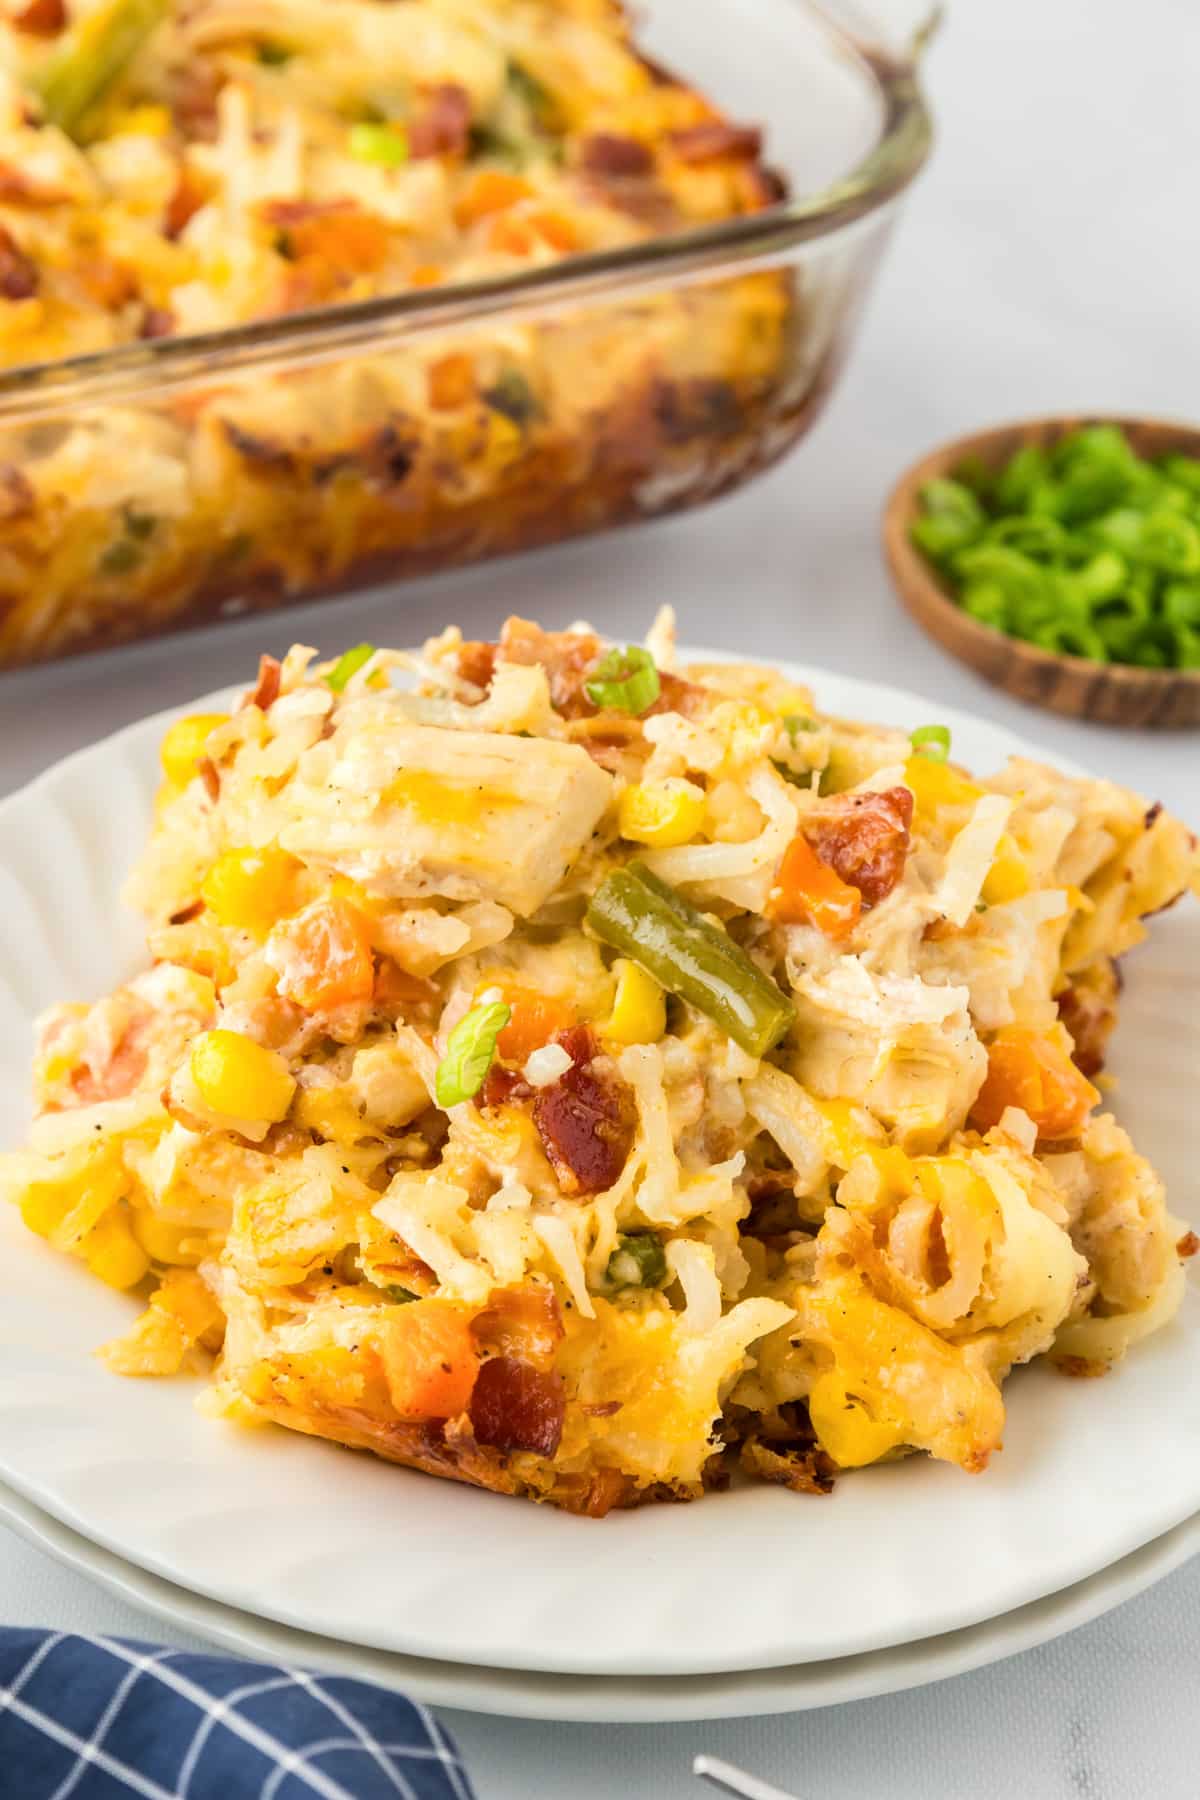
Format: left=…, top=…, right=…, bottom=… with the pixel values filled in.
left=160, top=713, right=229, bottom=788
left=603, top=959, right=666, bottom=1046
left=619, top=779, right=706, bottom=848
left=981, top=834, right=1031, bottom=905
left=191, top=1030, right=295, bottom=1123
left=201, top=845, right=302, bottom=935
left=82, top=1210, right=151, bottom=1291
left=808, top=1373, right=905, bottom=1467
left=130, top=1209, right=205, bottom=1267
left=293, top=1086, right=366, bottom=1145
left=904, top=755, right=983, bottom=823
left=117, top=104, right=171, bottom=136
left=19, top=1182, right=72, bottom=1241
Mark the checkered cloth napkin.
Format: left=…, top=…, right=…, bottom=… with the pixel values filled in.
left=0, top=1630, right=476, bottom=1799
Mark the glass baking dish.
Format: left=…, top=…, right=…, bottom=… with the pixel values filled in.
left=0, top=0, right=930, bottom=668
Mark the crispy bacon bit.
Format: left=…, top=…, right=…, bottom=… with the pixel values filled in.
left=168, top=63, right=222, bottom=141
left=408, top=83, right=472, bottom=159
left=533, top=1026, right=635, bottom=1197
left=579, top=132, right=654, bottom=177
left=478, top=1063, right=532, bottom=1109
left=583, top=1400, right=622, bottom=1418
left=139, top=305, right=175, bottom=340
left=457, top=639, right=497, bottom=693
left=669, top=120, right=763, bottom=163
left=168, top=898, right=205, bottom=926
left=164, top=167, right=206, bottom=240
left=242, top=652, right=281, bottom=712
left=498, top=616, right=603, bottom=717
left=1177, top=1231, right=1200, bottom=1260
left=472, top=1284, right=563, bottom=1371
left=646, top=669, right=708, bottom=719
left=1144, top=801, right=1163, bottom=829
left=196, top=756, right=220, bottom=802
left=0, top=226, right=37, bottom=300
left=0, top=463, right=33, bottom=521
left=469, top=1355, right=565, bottom=1457
left=13, top=0, right=66, bottom=36
left=803, top=786, right=914, bottom=908
left=740, top=1435, right=837, bottom=1495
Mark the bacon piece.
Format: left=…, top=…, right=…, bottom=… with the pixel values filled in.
left=168, top=898, right=204, bottom=926
left=13, top=0, right=66, bottom=35
left=457, top=639, right=497, bottom=692
left=533, top=1026, right=635, bottom=1196
left=669, top=121, right=763, bottom=163
left=478, top=1063, right=532, bottom=1109
left=168, top=63, right=222, bottom=141
left=580, top=133, right=654, bottom=177
left=0, top=463, right=33, bottom=521
left=740, top=1434, right=836, bottom=1495
left=803, top=786, right=914, bottom=908
left=469, top=1355, right=565, bottom=1457
left=498, top=616, right=603, bottom=717
left=242, top=652, right=281, bottom=712
left=408, top=83, right=472, bottom=159
left=140, top=305, right=175, bottom=340
left=646, top=669, right=708, bottom=719
left=1177, top=1231, right=1200, bottom=1260
left=0, top=227, right=37, bottom=300
left=165, top=167, right=206, bottom=240
left=472, top=1284, right=563, bottom=1371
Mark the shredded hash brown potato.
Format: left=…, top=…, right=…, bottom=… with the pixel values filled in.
left=3, top=613, right=1197, bottom=1512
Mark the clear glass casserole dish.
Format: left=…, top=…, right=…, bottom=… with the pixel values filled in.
left=0, top=0, right=930, bottom=667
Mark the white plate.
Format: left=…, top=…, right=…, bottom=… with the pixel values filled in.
left=2, top=1475, right=1197, bottom=1723
left=0, top=659, right=1197, bottom=1682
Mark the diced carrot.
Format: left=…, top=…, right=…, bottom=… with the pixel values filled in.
left=409, top=263, right=444, bottom=287
left=527, top=208, right=578, bottom=253
left=268, top=897, right=375, bottom=1012
left=454, top=170, right=535, bottom=229
left=427, top=351, right=475, bottom=411
left=485, top=213, right=537, bottom=256
left=289, top=209, right=390, bottom=273
left=970, top=1027, right=1100, bottom=1141
left=378, top=1301, right=479, bottom=1420
left=769, top=832, right=862, bottom=939
left=496, top=987, right=575, bottom=1063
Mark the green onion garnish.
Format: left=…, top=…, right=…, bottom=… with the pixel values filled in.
left=327, top=643, right=376, bottom=692
left=909, top=724, right=951, bottom=762
left=909, top=424, right=1200, bottom=670
left=782, top=714, right=817, bottom=737
left=584, top=646, right=661, bottom=716
left=348, top=122, right=409, bottom=169
left=434, top=1000, right=511, bottom=1108
left=606, top=1233, right=667, bottom=1290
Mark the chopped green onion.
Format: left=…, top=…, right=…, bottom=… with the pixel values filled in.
left=257, top=41, right=292, bottom=66
left=909, top=724, right=951, bottom=762
left=327, top=643, right=376, bottom=692
left=349, top=122, right=409, bottom=168
left=584, top=646, right=661, bottom=716
left=606, top=1233, right=667, bottom=1290
left=383, top=1284, right=418, bottom=1304
left=782, top=714, right=817, bottom=737
left=434, top=1000, right=511, bottom=1108
left=910, top=423, right=1200, bottom=671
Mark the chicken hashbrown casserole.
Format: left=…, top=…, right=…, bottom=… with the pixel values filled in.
left=0, top=0, right=793, bottom=664
left=4, top=614, right=1198, bottom=1513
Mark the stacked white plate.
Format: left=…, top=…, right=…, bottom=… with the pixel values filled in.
left=2, top=661, right=1196, bottom=1722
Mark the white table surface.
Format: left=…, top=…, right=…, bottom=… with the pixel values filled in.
left=3, top=1, right=1199, bottom=1795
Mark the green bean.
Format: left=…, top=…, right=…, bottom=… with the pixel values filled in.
left=34, top=0, right=168, bottom=138
left=585, top=862, right=795, bottom=1059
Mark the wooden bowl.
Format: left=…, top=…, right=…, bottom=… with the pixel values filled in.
left=883, top=415, right=1200, bottom=729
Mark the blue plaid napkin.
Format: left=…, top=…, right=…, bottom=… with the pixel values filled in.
left=0, top=1630, right=476, bottom=1799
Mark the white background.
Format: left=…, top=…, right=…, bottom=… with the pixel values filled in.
left=3, top=0, right=1199, bottom=1794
